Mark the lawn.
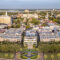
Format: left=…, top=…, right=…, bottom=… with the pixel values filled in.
left=20, top=53, right=28, bottom=59
left=22, top=49, right=37, bottom=52
left=0, top=52, right=14, bottom=59
left=44, top=53, right=60, bottom=60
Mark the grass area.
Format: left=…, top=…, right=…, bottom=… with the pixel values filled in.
left=30, top=53, right=38, bottom=59
left=0, top=52, right=14, bottom=59
left=30, top=49, right=37, bottom=51
left=22, top=49, right=37, bottom=52
left=22, top=49, right=29, bottom=51
left=20, top=52, right=38, bottom=59
left=20, top=53, right=28, bottom=59
left=45, top=53, right=60, bottom=60
left=30, top=56, right=37, bottom=59
left=20, top=50, right=38, bottom=59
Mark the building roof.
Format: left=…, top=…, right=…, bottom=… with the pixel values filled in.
left=0, top=28, right=23, bottom=40
left=0, top=29, right=5, bottom=33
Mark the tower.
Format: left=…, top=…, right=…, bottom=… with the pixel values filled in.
left=46, top=12, right=48, bottom=19
left=47, top=12, right=48, bottom=16
left=51, top=11, right=53, bottom=17
left=5, top=11, right=7, bottom=17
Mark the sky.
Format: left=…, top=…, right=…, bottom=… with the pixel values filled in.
left=0, top=0, right=60, bottom=9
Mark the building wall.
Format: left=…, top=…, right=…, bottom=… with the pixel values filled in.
left=0, top=37, right=22, bottom=42
left=0, top=16, right=11, bottom=25
left=22, top=14, right=38, bottom=18
left=24, top=37, right=37, bottom=46
left=40, top=36, right=60, bottom=42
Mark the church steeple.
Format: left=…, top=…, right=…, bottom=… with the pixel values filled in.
left=51, top=11, right=53, bottom=17
left=47, top=12, right=48, bottom=16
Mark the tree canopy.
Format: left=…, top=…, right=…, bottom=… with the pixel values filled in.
left=30, top=18, right=40, bottom=25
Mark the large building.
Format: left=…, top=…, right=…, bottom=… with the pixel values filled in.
left=38, top=28, right=60, bottom=42
left=24, top=10, right=29, bottom=13
left=17, top=13, right=38, bottom=18
left=56, top=14, right=60, bottom=18
left=0, top=28, right=23, bottom=42
left=22, top=14, right=38, bottom=18
left=0, top=11, right=12, bottom=25
left=24, top=29, right=37, bottom=49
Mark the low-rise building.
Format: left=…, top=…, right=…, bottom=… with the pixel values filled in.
left=33, top=25, right=39, bottom=30
left=0, top=23, right=8, bottom=29
left=0, top=29, right=6, bottom=33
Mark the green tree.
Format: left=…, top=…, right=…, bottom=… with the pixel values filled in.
left=49, top=17, right=54, bottom=20
left=44, top=55, right=47, bottom=60
left=26, top=24, right=31, bottom=29
left=42, top=23, right=48, bottom=26
left=57, top=53, right=60, bottom=60
left=51, top=55, right=54, bottom=60
left=15, top=24, right=20, bottom=28
left=53, top=19, right=58, bottom=22
left=11, top=25, right=16, bottom=28
left=20, top=48, right=22, bottom=51
left=30, top=18, right=40, bottom=25
left=10, top=54, right=14, bottom=59
left=17, top=54, right=20, bottom=58
left=5, top=53, right=8, bottom=58
left=37, top=55, right=40, bottom=59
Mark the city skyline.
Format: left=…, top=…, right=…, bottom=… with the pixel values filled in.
left=0, top=0, right=60, bottom=9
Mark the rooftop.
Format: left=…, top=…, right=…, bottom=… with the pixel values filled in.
left=0, top=28, right=23, bottom=40
left=25, top=29, right=36, bottom=36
